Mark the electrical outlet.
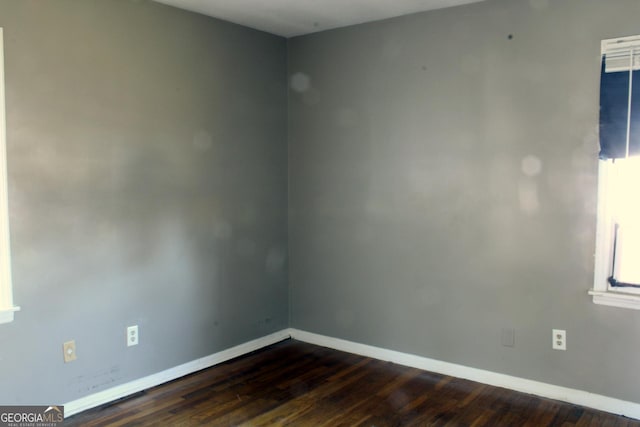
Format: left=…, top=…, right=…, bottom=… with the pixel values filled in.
left=501, top=328, right=515, bottom=347
left=63, top=340, right=77, bottom=363
left=552, top=329, right=566, bottom=350
left=127, top=325, right=139, bottom=347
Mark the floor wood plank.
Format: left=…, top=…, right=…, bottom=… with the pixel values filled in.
left=65, top=339, right=640, bottom=426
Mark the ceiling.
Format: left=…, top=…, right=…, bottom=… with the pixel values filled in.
left=153, top=0, right=486, bottom=38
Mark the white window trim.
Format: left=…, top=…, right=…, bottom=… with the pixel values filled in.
left=0, top=28, right=18, bottom=324
left=589, top=35, right=640, bottom=310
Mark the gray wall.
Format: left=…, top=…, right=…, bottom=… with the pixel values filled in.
left=0, top=1, right=288, bottom=404
left=289, top=0, right=640, bottom=403
left=3, top=0, right=640, bottom=410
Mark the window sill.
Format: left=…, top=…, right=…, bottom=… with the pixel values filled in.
left=589, top=289, right=640, bottom=310
left=0, top=306, right=20, bottom=324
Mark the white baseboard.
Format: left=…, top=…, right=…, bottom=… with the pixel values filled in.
left=288, top=328, right=640, bottom=420
left=63, top=329, right=291, bottom=417
left=64, top=328, right=640, bottom=420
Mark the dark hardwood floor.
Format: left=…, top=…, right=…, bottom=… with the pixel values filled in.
left=66, top=339, right=639, bottom=426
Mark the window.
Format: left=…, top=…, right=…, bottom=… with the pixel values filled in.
left=590, top=35, right=640, bottom=309
left=0, top=28, right=18, bottom=324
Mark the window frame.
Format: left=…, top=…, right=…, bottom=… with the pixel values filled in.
left=590, top=34, right=640, bottom=309
left=0, top=28, right=18, bottom=324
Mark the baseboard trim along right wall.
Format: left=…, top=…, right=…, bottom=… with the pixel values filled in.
left=289, top=329, right=640, bottom=420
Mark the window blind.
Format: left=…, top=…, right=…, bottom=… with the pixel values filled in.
left=600, top=36, right=640, bottom=159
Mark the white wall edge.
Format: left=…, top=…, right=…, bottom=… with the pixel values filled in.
left=289, top=328, right=640, bottom=420
left=63, top=329, right=291, bottom=417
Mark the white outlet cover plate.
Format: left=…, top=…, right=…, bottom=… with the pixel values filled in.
left=552, top=329, right=566, bottom=350
left=127, top=325, right=139, bottom=347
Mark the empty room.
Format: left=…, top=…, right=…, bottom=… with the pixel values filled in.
left=1, top=0, right=640, bottom=425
